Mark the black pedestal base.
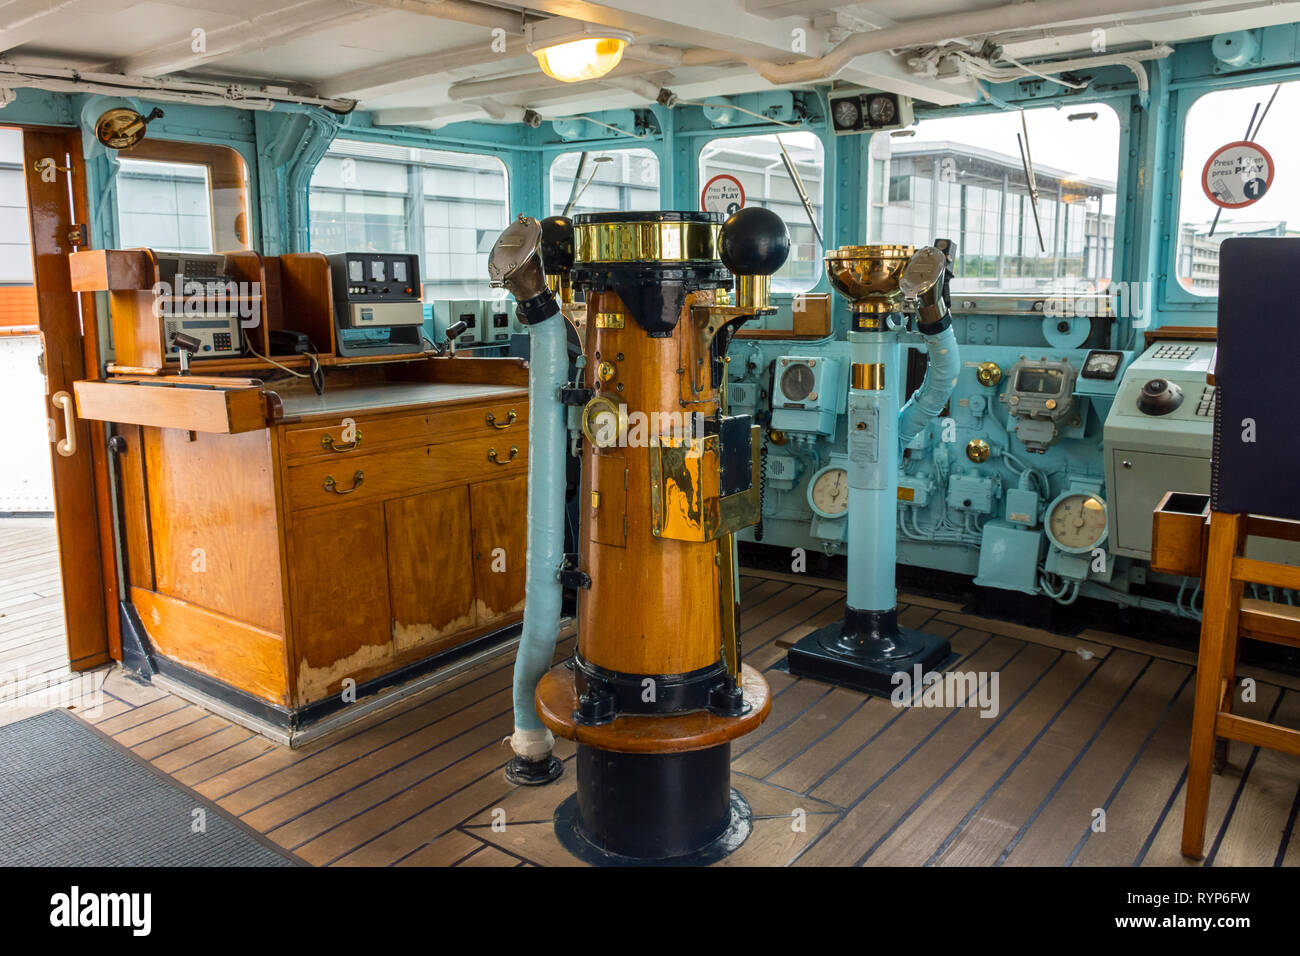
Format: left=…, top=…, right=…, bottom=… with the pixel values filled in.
left=786, top=606, right=951, bottom=696
left=504, top=754, right=564, bottom=786
left=554, top=743, right=751, bottom=865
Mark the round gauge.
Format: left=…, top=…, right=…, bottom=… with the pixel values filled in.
left=780, top=363, right=816, bottom=402
left=808, top=465, right=849, bottom=519
left=580, top=396, right=624, bottom=449
left=1046, top=492, right=1108, bottom=554
left=833, top=99, right=861, bottom=129
left=868, top=96, right=896, bottom=125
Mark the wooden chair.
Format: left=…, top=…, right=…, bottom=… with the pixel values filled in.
left=1177, top=510, right=1300, bottom=858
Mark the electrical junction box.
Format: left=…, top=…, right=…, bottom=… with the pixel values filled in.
left=432, top=299, right=485, bottom=346
left=974, top=521, right=1045, bottom=595
left=1005, top=487, right=1040, bottom=527
left=897, top=475, right=932, bottom=508
left=947, top=474, right=1000, bottom=514
left=764, top=452, right=801, bottom=491
left=810, top=513, right=845, bottom=545
left=1045, top=545, right=1114, bottom=583
left=771, top=355, right=843, bottom=436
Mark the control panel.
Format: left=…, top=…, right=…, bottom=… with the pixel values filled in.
left=1103, top=339, right=1217, bottom=558
left=155, top=252, right=246, bottom=361
left=327, top=252, right=424, bottom=356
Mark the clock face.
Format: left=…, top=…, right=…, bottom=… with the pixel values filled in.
left=868, top=96, right=896, bottom=125
left=809, top=466, right=849, bottom=518
left=1047, top=493, right=1108, bottom=553
left=780, top=363, right=816, bottom=403
left=833, top=99, right=861, bottom=129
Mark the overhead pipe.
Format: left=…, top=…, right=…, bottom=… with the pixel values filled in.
left=747, top=0, right=1241, bottom=85
left=0, top=62, right=355, bottom=112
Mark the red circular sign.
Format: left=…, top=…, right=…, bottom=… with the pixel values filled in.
left=1201, top=140, right=1275, bottom=209
left=701, top=174, right=745, bottom=216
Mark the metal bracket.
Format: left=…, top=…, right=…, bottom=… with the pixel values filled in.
left=558, top=554, right=591, bottom=590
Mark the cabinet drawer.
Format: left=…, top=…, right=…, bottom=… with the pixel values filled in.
left=284, top=413, right=432, bottom=460
left=283, top=398, right=529, bottom=462
left=286, top=433, right=529, bottom=511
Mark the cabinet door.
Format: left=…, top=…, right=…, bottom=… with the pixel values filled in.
left=470, top=475, right=528, bottom=627
left=289, top=502, right=392, bottom=706
left=385, top=486, right=477, bottom=655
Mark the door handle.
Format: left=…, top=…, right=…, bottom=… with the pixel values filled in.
left=51, top=391, right=77, bottom=458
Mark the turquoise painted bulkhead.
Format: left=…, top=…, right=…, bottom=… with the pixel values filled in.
left=8, top=24, right=1300, bottom=615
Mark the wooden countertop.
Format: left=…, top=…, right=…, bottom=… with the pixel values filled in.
left=276, top=381, right=528, bottom=422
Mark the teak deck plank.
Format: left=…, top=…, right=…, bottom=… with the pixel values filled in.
left=64, top=573, right=1300, bottom=868
left=1211, top=690, right=1300, bottom=867
left=873, top=648, right=1138, bottom=867
left=1140, top=682, right=1283, bottom=867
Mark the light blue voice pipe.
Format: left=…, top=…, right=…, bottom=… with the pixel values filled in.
left=787, top=242, right=960, bottom=694
left=488, top=214, right=570, bottom=785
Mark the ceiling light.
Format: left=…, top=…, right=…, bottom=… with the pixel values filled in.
left=527, top=22, right=633, bottom=83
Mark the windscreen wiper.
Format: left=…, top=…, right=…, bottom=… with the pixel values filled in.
left=776, top=134, right=823, bottom=249
left=1016, top=111, right=1046, bottom=254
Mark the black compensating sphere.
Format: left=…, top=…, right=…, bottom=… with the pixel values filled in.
left=717, top=206, right=791, bottom=277
left=539, top=215, right=576, bottom=274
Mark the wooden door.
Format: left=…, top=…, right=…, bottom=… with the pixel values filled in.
left=21, top=126, right=114, bottom=669
left=385, top=486, right=476, bottom=656
left=469, top=474, right=528, bottom=627
left=289, top=502, right=391, bottom=705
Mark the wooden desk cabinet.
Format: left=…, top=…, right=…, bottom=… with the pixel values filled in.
left=104, top=380, right=530, bottom=712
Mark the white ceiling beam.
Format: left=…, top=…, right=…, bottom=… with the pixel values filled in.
left=100, top=1, right=376, bottom=77
left=487, top=0, right=823, bottom=61
left=317, top=34, right=532, bottom=99
left=0, top=0, right=101, bottom=55
left=353, top=0, right=526, bottom=33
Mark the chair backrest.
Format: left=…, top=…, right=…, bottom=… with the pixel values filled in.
left=1212, top=236, right=1300, bottom=520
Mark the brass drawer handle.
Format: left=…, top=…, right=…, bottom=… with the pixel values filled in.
left=488, top=446, right=519, bottom=466
left=323, top=470, right=365, bottom=495
left=485, top=409, right=517, bottom=430
left=321, top=429, right=362, bottom=452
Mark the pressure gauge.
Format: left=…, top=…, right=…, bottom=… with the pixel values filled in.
left=832, top=98, right=861, bottom=130
left=1045, top=491, right=1108, bottom=554
left=780, top=362, right=816, bottom=402
left=868, top=95, right=896, bottom=125
left=808, top=465, right=849, bottom=519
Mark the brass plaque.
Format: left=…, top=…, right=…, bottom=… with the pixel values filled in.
left=650, top=426, right=760, bottom=542
left=594, top=311, right=625, bottom=329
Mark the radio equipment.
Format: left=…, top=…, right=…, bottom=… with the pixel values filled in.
left=154, top=252, right=247, bottom=361
left=327, top=252, right=425, bottom=356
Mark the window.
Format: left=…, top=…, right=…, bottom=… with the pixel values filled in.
left=0, top=128, right=32, bottom=285
left=871, top=102, right=1120, bottom=294
left=310, top=139, right=509, bottom=300
left=699, top=132, right=825, bottom=294
left=548, top=148, right=659, bottom=217
left=1176, top=80, right=1300, bottom=296
left=115, top=140, right=250, bottom=252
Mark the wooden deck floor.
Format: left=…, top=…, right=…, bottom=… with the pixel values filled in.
left=0, top=517, right=105, bottom=723
left=60, top=570, right=1300, bottom=867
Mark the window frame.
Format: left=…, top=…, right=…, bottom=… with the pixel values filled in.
left=1164, top=75, right=1300, bottom=311
left=113, top=138, right=253, bottom=253
left=865, top=99, right=1124, bottom=297
left=544, top=145, right=662, bottom=218
left=308, top=137, right=512, bottom=302
left=695, top=129, right=828, bottom=297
